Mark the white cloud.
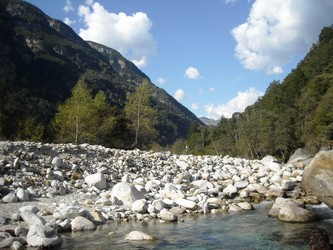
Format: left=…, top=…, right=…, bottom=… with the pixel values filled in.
left=208, top=87, right=215, bottom=92
left=63, top=0, right=74, bottom=13
left=232, top=0, right=333, bottom=74
left=78, top=2, right=156, bottom=68
left=63, top=17, right=75, bottom=26
left=185, top=67, right=201, bottom=79
left=174, top=89, right=185, bottom=101
left=204, top=87, right=264, bottom=119
left=131, top=56, right=147, bottom=68
left=85, top=0, right=94, bottom=5
left=191, top=103, right=199, bottom=111
left=157, top=77, right=166, bottom=85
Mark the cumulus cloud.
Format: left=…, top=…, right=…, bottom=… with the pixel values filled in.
left=63, top=0, right=74, bottom=12
left=191, top=103, right=199, bottom=111
left=232, top=0, right=333, bottom=74
left=157, top=77, right=166, bottom=85
left=78, top=2, right=156, bottom=67
left=185, top=67, right=201, bottom=79
left=174, top=89, right=185, bottom=101
left=204, top=87, right=264, bottom=119
left=64, top=17, right=75, bottom=26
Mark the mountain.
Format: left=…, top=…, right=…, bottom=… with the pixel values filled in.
left=199, top=117, right=219, bottom=126
left=0, top=0, right=202, bottom=146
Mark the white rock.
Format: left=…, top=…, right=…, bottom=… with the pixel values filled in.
left=27, top=224, right=63, bottom=248
left=190, top=180, right=214, bottom=190
left=234, top=181, right=249, bottom=190
left=84, top=173, right=107, bottom=190
left=70, top=216, right=96, bottom=231
left=175, top=160, right=189, bottom=170
left=20, top=210, right=45, bottom=226
left=175, top=198, right=197, bottom=210
left=2, top=193, right=18, bottom=203
left=19, top=206, right=39, bottom=214
left=131, top=199, right=147, bottom=214
left=158, top=209, right=177, bottom=222
left=223, top=184, right=237, bottom=197
left=152, top=200, right=165, bottom=212
left=16, top=188, right=30, bottom=201
left=51, top=157, right=63, bottom=168
left=111, top=182, right=145, bottom=206
left=125, top=231, right=154, bottom=241
left=145, top=180, right=161, bottom=192
left=237, top=202, right=254, bottom=210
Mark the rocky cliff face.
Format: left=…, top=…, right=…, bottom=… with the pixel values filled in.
left=0, top=0, right=202, bottom=145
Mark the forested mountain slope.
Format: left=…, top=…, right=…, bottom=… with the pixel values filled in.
left=187, top=25, right=333, bottom=160
left=0, top=0, right=202, bottom=147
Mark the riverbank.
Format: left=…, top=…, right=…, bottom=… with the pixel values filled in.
left=0, top=141, right=319, bottom=248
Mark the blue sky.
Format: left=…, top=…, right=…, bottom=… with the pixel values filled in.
left=26, top=0, right=333, bottom=119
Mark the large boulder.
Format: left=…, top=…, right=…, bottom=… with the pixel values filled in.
left=287, top=148, right=313, bottom=166
left=111, top=182, right=145, bottom=206
left=268, top=197, right=304, bottom=218
left=27, top=224, right=63, bottom=248
left=278, top=206, right=317, bottom=223
left=301, top=151, right=333, bottom=209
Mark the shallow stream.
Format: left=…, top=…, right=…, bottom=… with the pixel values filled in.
left=60, top=203, right=333, bottom=249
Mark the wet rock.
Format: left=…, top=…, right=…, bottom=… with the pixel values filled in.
left=278, top=206, right=317, bottom=222
left=159, top=209, right=177, bottom=222
left=71, top=216, right=96, bottom=231
left=268, top=197, right=304, bottom=218
left=237, top=202, right=254, bottom=210
left=27, top=224, right=62, bottom=248
left=0, top=236, right=26, bottom=249
left=125, top=231, right=155, bottom=241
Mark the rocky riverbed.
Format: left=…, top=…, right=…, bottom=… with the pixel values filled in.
left=0, top=141, right=324, bottom=248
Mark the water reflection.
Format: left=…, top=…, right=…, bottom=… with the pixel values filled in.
left=60, top=203, right=333, bottom=250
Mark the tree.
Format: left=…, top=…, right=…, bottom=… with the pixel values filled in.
left=55, top=79, right=96, bottom=143
left=125, top=80, right=158, bottom=149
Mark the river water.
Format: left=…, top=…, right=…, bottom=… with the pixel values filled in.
left=60, top=202, right=333, bottom=249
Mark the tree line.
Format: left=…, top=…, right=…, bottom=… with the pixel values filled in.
left=0, top=78, right=158, bottom=150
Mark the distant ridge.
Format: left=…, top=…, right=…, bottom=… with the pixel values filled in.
left=199, top=117, right=219, bottom=126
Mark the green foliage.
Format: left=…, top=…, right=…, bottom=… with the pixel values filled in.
left=180, top=26, right=333, bottom=159
left=54, top=79, right=118, bottom=145
left=16, top=116, right=44, bottom=142
left=125, top=80, right=158, bottom=149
